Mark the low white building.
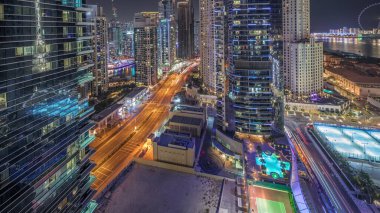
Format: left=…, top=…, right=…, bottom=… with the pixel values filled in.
left=119, top=86, right=148, bottom=108
left=285, top=96, right=350, bottom=113
left=153, top=131, right=195, bottom=167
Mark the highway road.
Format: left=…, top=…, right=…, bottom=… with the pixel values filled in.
left=90, top=63, right=197, bottom=198
left=286, top=118, right=360, bottom=213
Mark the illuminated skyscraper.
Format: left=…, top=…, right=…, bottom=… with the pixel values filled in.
left=124, top=22, right=134, bottom=58
left=283, top=0, right=323, bottom=95
left=91, top=5, right=109, bottom=96
left=194, top=20, right=200, bottom=56
left=176, top=0, right=194, bottom=59
left=199, top=0, right=216, bottom=91
left=158, top=0, right=175, bottom=77
left=0, top=0, right=97, bottom=212
left=227, top=0, right=282, bottom=135
left=134, top=12, right=160, bottom=86
left=108, top=0, right=123, bottom=57
left=214, top=0, right=228, bottom=130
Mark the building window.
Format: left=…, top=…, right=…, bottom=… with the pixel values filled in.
left=64, top=58, right=71, bottom=69
left=0, top=93, right=6, bottom=109
left=63, top=27, right=68, bottom=36
left=64, top=42, right=72, bottom=52
left=15, top=47, right=23, bottom=56
left=57, top=198, right=68, bottom=210
left=62, top=11, right=69, bottom=22
left=0, top=4, right=4, bottom=20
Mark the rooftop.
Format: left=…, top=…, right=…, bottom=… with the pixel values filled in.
left=155, top=133, right=194, bottom=149
left=170, top=115, right=203, bottom=126
left=287, top=96, right=348, bottom=106
left=164, top=129, right=192, bottom=138
left=326, top=67, right=380, bottom=84
left=171, top=104, right=204, bottom=113
left=91, top=103, right=122, bottom=122
left=125, top=86, right=147, bottom=99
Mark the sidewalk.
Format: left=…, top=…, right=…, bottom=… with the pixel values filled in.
left=91, top=103, right=147, bottom=149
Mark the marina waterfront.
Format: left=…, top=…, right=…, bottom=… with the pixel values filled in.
left=317, top=37, right=380, bottom=59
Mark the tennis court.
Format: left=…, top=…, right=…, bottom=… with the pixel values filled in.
left=314, top=123, right=380, bottom=161
left=248, top=184, right=294, bottom=213
left=256, top=198, right=286, bottom=213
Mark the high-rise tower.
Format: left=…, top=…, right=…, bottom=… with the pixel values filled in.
left=108, top=0, right=123, bottom=57
left=176, top=0, right=194, bottom=59
left=199, top=0, right=216, bottom=92
left=134, top=12, right=160, bottom=86
left=227, top=0, right=282, bottom=136
left=91, top=5, right=109, bottom=96
left=158, top=0, right=175, bottom=77
left=0, top=1, right=96, bottom=212
left=283, top=0, right=323, bottom=96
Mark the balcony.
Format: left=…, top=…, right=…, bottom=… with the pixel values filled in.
left=77, top=72, right=94, bottom=85
left=82, top=175, right=96, bottom=191
left=81, top=200, right=98, bottom=213
left=80, top=135, right=96, bottom=149
left=78, top=106, right=94, bottom=119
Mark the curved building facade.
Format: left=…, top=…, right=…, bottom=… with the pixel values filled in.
left=0, top=0, right=96, bottom=212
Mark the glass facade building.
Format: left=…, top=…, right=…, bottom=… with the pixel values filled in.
left=158, top=0, right=173, bottom=77
left=0, top=0, right=96, bottom=212
left=134, top=12, right=159, bottom=86
left=227, top=0, right=282, bottom=135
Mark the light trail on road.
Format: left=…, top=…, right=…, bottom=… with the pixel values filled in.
left=286, top=119, right=360, bottom=213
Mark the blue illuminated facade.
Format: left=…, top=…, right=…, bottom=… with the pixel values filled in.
left=227, top=0, right=282, bottom=135
left=0, top=0, right=96, bottom=212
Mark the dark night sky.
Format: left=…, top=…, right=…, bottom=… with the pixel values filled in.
left=88, top=0, right=380, bottom=32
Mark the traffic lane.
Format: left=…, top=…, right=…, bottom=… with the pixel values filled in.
left=92, top=109, right=165, bottom=189
left=92, top=75, right=189, bottom=176
left=91, top=66, right=194, bottom=189
left=290, top=128, right=344, bottom=211
left=287, top=122, right=352, bottom=212
left=90, top=75, right=173, bottom=149
left=90, top=93, right=169, bottom=163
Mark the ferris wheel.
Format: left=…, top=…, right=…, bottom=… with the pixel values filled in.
left=357, top=2, right=380, bottom=30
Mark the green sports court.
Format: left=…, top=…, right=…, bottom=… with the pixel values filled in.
left=256, top=198, right=287, bottom=213
left=248, top=184, right=295, bottom=213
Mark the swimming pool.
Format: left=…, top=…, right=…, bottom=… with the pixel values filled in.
left=314, top=123, right=380, bottom=161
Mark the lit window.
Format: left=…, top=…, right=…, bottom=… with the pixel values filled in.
left=62, top=11, right=69, bottom=22
left=77, top=26, right=83, bottom=37
left=77, top=55, right=83, bottom=64
left=64, top=42, right=71, bottom=52
left=0, top=93, right=6, bottom=109
left=45, top=44, right=51, bottom=53
left=63, top=27, right=68, bottom=36
left=15, top=47, right=24, bottom=56
left=64, top=58, right=71, bottom=68
left=0, top=4, right=4, bottom=20
left=76, top=12, right=82, bottom=22
left=58, top=198, right=68, bottom=210
left=24, top=46, right=34, bottom=55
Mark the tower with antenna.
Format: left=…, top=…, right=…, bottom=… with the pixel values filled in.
left=111, top=0, right=118, bottom=21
